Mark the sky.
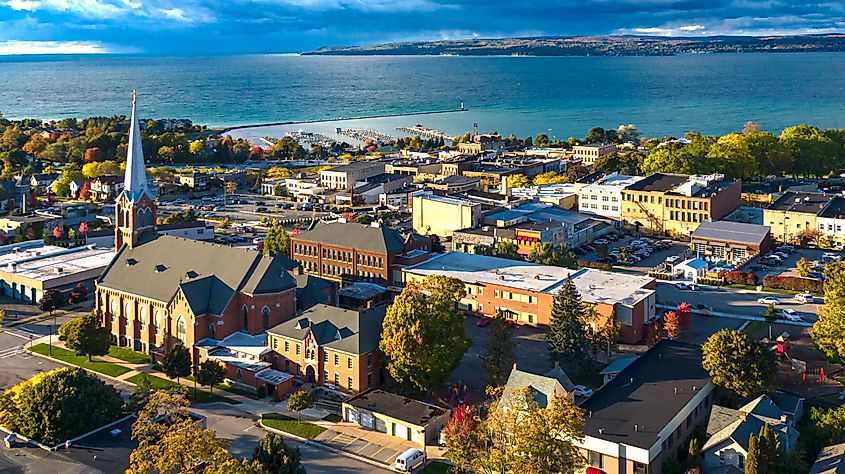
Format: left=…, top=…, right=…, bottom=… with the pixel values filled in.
left=0, top=0, right=843, bottom=55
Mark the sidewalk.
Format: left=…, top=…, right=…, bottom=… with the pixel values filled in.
left=655, top=303, right=813, bottom=327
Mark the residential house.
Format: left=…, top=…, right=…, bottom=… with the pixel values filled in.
left=69, top=179, right=89, bottom=198
left=342, top=389, right=450, bottom=447
left=90, top=175, right=124, bottom=201
left=266, top=304, right=386, bottom=393
left=577, top=341, right=714, bottom=474
left=502, top=363, right=576, bottom=407
left=29, top=173, right=60, bottom=192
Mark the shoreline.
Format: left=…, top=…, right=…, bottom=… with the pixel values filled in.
left=221, top=107, right=467, bottom=134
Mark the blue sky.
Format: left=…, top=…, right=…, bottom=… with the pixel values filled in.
left=0, top=0, right=843, bottom=54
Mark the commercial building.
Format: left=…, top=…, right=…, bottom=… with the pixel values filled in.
left=571, top=143, right=618, bottom=166
left=267, top=304, right=386, bottom=393
left=815, top=195, right=845, bottom=245
left=763, top=191, right=834, bottom=244
left=690, top=220, right=773, bottom=263
left=576, top=172, right=645, bottom=220
left=320, top=161, right=385, bottom=190
left=403, top=252, right=656, bottom=343
left=342, top=389, right=450, bottom=447
left=195, top=332, right=294, bottom=398
left=412, top=193, right=483, bottom=237
left=577, top=341, right=714, bottom=474
left=0, top=240, right=113, bottom=303
left=290, top=221, right=430, bottom=287
left=620, top=173, right=741, bottom=236
left=178, top=172, right=209, bottom=191
left=457, top=133, right=504, bottom=154
left=427, top=175, right=481, bottom=193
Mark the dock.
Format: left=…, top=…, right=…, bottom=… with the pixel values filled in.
left=395, top=124, right=455, bottom=142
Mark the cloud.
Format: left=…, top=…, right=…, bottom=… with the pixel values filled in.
left=0, top=39, right=112, bottom=54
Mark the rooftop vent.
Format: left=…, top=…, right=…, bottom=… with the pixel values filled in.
left=154, top=264, right=167, bottom=273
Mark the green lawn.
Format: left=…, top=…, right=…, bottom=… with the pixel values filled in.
left=261, top=413, right=326, bottom=439
left=29, top=344, right=131, bottom=377
left=108, top=345, right=150, bottom=364
left=184, top=375, right=260, bottom=399
left=127, top=373, right=239, bottom=405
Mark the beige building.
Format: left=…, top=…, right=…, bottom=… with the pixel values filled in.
left=412, top=192, right=482, bottom=237
left=342, top=389, right=450, bottom=447
left=572, top=143, right=617, bottom=166
left=320, top=162, right=385, bottom=190
left=763, top=191, right=834, bottom=243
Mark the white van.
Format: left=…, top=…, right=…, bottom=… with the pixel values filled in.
left=395, top=448, right=425, bottom=472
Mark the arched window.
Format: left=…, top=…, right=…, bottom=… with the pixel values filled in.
left=262, top=307, right=270, bottom=331
left=242, top=305, right=248, bottom=332
left=124, top=302, right=131, bottom=319
left=236, top=368, right=242, bottom=381
left=209, top=324, right=216, bottom=338
left=176, top=316, right=186, bottom=342
left=154, top=310, right=162, bottom=335
left=138, top=210, right=144, bottom=227
left=138, top=306, right=146, bottom=326
left=110, top=298, right=117, bottom=316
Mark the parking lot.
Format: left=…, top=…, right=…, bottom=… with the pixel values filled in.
left=579, top=235, right=691, bottom=272
left=317, top=430, right=407, bottom=466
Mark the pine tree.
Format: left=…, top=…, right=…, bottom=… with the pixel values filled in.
left=745, top=434, right=759, bottom=474
left=481, top=310, right=515, bottom=387
left=757, top=424, right=781, bottom=473
left=547, top=276, right=588, bottom=364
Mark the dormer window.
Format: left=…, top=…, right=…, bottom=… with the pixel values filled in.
left=295, top=318, right=310, bottom=330
left=155, top=264, right=167, bottom=273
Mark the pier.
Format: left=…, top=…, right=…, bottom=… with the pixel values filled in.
left=336, top=128, right=394, bottom=143
left=395, top=124, right=455, bottom=142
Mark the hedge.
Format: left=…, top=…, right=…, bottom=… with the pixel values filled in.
left=724, top=270, right=757, bottom=286
left=762, top=275, right=823, bottom=293
left=578, top=260, right=612, bottom=271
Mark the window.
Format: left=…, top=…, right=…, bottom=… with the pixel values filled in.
left=273, top=338, right=278, bottom=349
left=348, top=376, right=353, bottom=390
left=285, top=341, right=290, bottom=352
left=367, top=354, right=373, bottom=367
left=138, top=306, right=146, bottom=329
left=124, top=302, right=132, bottom=319
left=587, top=450, right=603, bottom=468
left=347, top=357, right=353, bottom=369
left=334, top=372, right=339, bottom=385
left=334, top=354, right=339, bottom=366
left=323, top=351, right=329, bottom=363
left=367, top=372, right=372, bottom=386
left=633, top=462, right=648, bottom=474
left=176, top=315, right=186, bottom=342
left=323, top=370, right=328, bottom=382
left=296, top=344, right=301, bottom=356
left=154, top=310, right=162, bottom=335
left=262, top=306, right=270, bottom=331
left=241, top=305, right=248, bottom=332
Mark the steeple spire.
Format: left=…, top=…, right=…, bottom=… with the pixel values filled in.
left=124, top=89, right=149, bottom=199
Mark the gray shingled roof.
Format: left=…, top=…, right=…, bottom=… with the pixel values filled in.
left=703, top=394, right=797, bottom=453
left=691, top=221, right=771, bottom=246
left=98, top=235, right=296, bottom=307
left=294, top=221, right=413, bottom=254
left=502, top=364, right=575, bottom=408
left=295, top=274, right=335, bottom=310
left=266, top=303, right=385, bottom=355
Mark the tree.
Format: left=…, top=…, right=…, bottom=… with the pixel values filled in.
left=745, top=432, right=759, bottom=474
left=263, top=219, right=291, bottom=257
left=747, top=423, right=780, bottom=474
left=795, top=257, right=811, bottom=277
left=204, top=458, right=265, bottom=474
left=38, top=288, right=63, bottom=315
left=196, top=359, right=225, bottom=395
left=189, top=140, right=204, bottom=155
left=781, top=125, right=838, bottom=177
left=58, top=314, right=110, bottom=362
left=706, top=132, right=760, bottom=179
left=52, top=225, right=62, bottom=240
left=811, top=261, right=845, bottom=364
left=493, top=240, right=520, bottom=260
left=252, top=433, right=306, bottom=474
left=127, top=374, right=154, bottom=413
left=443, top=405, right=484, bottom=471
left=527, top=243, right=577, bottom=268
left=506, top=174, right=529, bottom=189
left=68, top=282, right=88, bottom=304
left=128, top=390, right=232, bottom=474
left=764, top=304, right=777, bottom=339
left=688, top=437, right=701, bottom=471
left=287, top=390, right=314, bottom=422
left=78, top=181, right=91, bottom=199
left=702, top=329, right=777, bottom=398
left=480, top=310, right=515, bottom=387
left=547, top=276, right=589, bottom=364
left=663, top=310, right=682, bottom=340
left=51, top=163, right=84, bottom=196
left=584, top=127, right=607, bottom=144
left=78, top=221, right=89, bottom=236
left=532, top=171, right=568, bottom=185
left=379, top=275, right=471, bottom=391
left=161, top=344, right=191, bottom=384
left=0, top=367, right=123, bottom=445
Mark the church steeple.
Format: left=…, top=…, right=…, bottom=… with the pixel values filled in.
left=115, top=91, right=157, bottom=249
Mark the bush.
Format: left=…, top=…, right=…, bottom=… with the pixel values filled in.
left=725, top=270, right=757, bottom=286
left=697, top=277, right=724, bottom=286
left=577, top=260, right=612, bottom=271
left=256, top=385, right=266, bottom=399
left=763, top=275, right=823, bottom=293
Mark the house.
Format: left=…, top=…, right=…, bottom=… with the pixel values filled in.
left=691, top=220, right=774, bottom=263
left=403, top=252, right=657, bottom=344
left=763, top=191, right=834, bottom=244
left=810, top=442, right=845, bottom=474
left=702, top=393, right=803, bottom=473
left=290, top=221, right=430, bottom=287
left=673, top=258, right=709, bottom=282
left=90, top=175, right=124, bottom=201
left=178, top=172, right=209, bottom=191
left=621, top=173, right=741, bottom=236
left=502, top=363, right=575, bottom=408
left=342, top=389, right=450, bottom=447
left=577, top=340, right=714, bottom=474
left=266, top=304, right=386, bottom=393
left=29, top=173, right=60, bottom=192
left=69, top=179, right=89, bottom=198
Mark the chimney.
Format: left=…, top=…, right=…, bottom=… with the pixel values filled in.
left=739, top=411, right=747, bottom=421
left=501, top=176, right=511, bottom=196
left=512, top=362, right=518, bottom=371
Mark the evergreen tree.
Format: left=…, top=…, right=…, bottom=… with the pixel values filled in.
left=161, top=344, right=191, bottom=384
left=480, top=310, right=515, bottom=387
left=547, top=276, right=588, bottom=364
left=756, top=423, right=781, bottom=473
left=745, top=434, right=759, bottom=474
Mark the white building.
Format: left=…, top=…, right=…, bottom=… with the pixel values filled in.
left=816, top=196, right=845, bottom=244
left=577, top=172, right=645, bottom=220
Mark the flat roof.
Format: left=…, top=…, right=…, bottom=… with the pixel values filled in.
left=767, top=191, right=833, bottom=214
left=581, top=340, right=711, bottom=450
left=625, top=173, right=690, bottom=192
left=415, top=192, right=478, bottom=207
left=589, top=173, right=646, bottom=189
left=404, top=252, right=654, bottom=305
left=345, top=389, right=448, bottom=427
left=0, top=242, right=114, bottom=282
left=691, top=220, right=771, bottom=245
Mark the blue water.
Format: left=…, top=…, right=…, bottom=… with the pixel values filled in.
left=1, top=53, right=844, bottom=139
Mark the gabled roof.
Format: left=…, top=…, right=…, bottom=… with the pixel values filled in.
left=293, top=221, right=423, bottom=254
left=295, top=274, right=335, bottom=310
left=266, top=303, right=385, bottom=355
left=811, top=442, right=845, bottom=474
left=692, top=220, right=771, bottom=246
left=502, top=364, right=575, bottom=408
left=98, top=234, right=296, bottom=307
left=703, top=394, right=797, bottom=453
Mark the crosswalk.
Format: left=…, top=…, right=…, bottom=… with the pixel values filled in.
left=0, top=346, right=27, bottom=359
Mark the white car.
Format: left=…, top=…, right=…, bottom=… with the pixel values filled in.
left=794, top=293, right=815, bottom=304
left=757, top=297, right=782, bottom=305
left=675, top=282, right=699, bottom=291
left=593, top=239, right=610, bottom=245
left=780, top=308, right=803, bottom=322
left=573, top=385, right=594, bottom=398
left=252, top=237, right=264, bottom=245
left=773, top=252, right=789, bottom=260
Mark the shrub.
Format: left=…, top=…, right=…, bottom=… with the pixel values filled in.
left=697, top=277, right=724, bottom=287
left=577, top=260, right=612, bottom=271
left=725, top=270, right=757, bottom=286
left=763, top=275, right=823, bottom=293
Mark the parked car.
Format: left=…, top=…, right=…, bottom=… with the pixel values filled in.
left=693, top=304, right=715, bottom=315
left=676, top=282, right=699, bottom=291
left=255, top=206, right=268, bottom=212
left=757, top=297, right=782, bottom=305
left=780, top=308, right=804, bottom=322
left=593, top=239, right=610, bottom=245
left=252, top=237, right=264, bottom=245
left=476, top=316, right=493, bottom=328
left=773, top=251, right=789, bottom=260
left=794, top=293, right=815, bottom=304
left=777, top=245, right=795, bottom=253
left=573, top=385, right=594, bottom=398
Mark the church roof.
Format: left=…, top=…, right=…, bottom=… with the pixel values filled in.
left=123, top=91, right=151, bottom=202
left=98, top=234, right=297, bottom=309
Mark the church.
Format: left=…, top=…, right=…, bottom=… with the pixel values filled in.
left=96, top=94, right=301, bottom=395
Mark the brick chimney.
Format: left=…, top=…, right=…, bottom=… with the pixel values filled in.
left=739, top=411, right=747, bottom=421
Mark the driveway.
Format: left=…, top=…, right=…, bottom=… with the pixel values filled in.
left=316, top=429, right=406, bottom=466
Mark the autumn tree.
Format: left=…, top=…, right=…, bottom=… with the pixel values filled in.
left=702, top=329, right=777, bottom=398
left=480, top=310, right=515, bottom=388
left=547, top=276, right=589, bottom=365
left=263, top=219, right=291, bottom=257
left=38, top=288, right=64, bottom=316
left=252, top=433, right=306, bottom=474
left=443, top=405, right=484, bottom=471
left=379, top=275, right=471, bottom=391
left=506, top=174, right=529, bottom=189
left=287, top=390, right=314, bottom=422
left=811, top=261, right=845, bottom=364
left=161, top=343, right=191, bottom=384
left=663, top=311, right=682, bottom=340
left=796, top=257, right=811, bottom=277
left=196, top=359, right=225, bottom=395
left=58, top=314, right=110, bottom=361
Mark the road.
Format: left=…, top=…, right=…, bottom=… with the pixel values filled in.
left=656, top=282, right=821, bottom=322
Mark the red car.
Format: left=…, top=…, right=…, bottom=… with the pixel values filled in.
left=476, top=317, right=493, bottom=327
